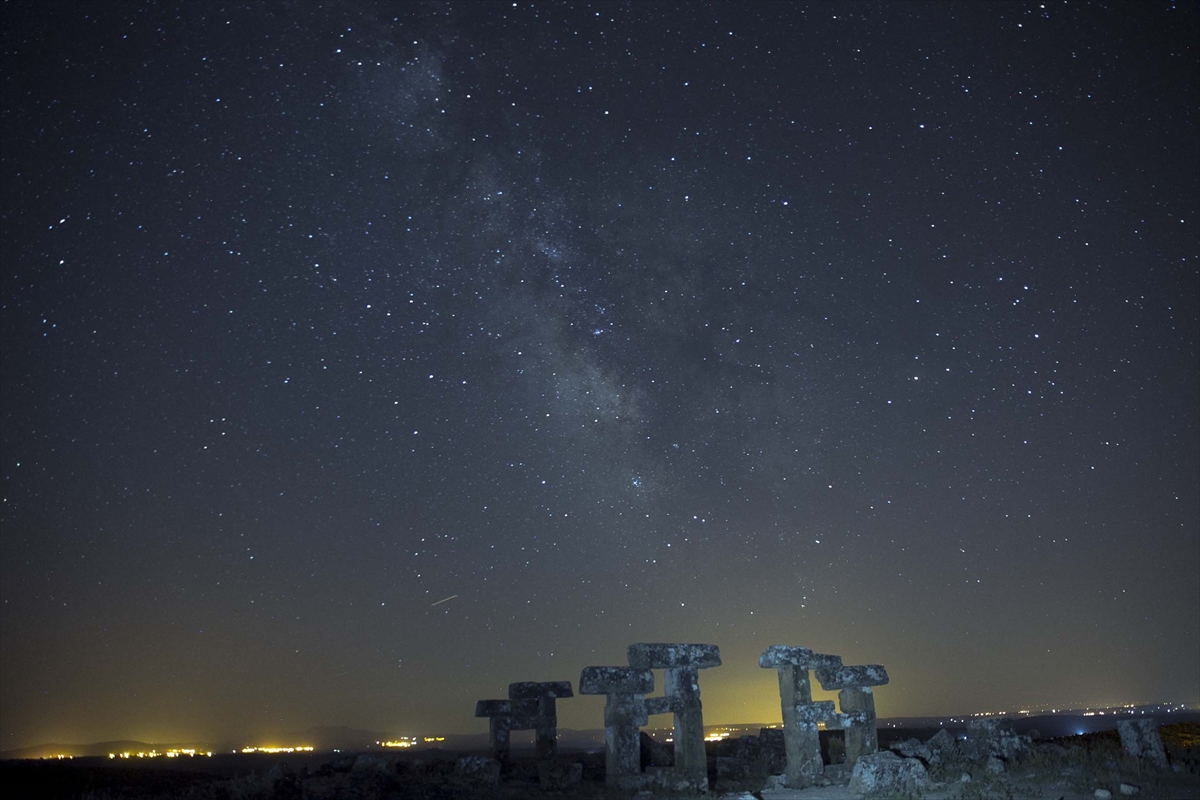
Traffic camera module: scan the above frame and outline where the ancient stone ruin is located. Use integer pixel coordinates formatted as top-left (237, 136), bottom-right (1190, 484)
top-left (578, 665), bottom-right (653, 786)
top-left (814, 662), bottom-right (890, 764)
top-left (758, 644), bottom-right (844, 787)
top-left (628, 642), bottom-right (722, 788)
top-left (578, 642), bottom-right (721, 789)
top-left (757, 645), bottom-right (890, 788)
top-left (473, 680), bottom-right (573, 761)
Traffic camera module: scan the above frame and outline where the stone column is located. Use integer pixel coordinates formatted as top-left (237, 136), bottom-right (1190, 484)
top-left (814, 664), bottom-right (889, 765)
top-left (508, 681), bottom-right (574, 760)
top-left (759, 644), bottom-right (843, 788)
top-left (474, 699), bottom-right (536, 761)
top-left (579, 666), bottom-right (654, 786)
top-left (627, 642), bottom-right (721, 788)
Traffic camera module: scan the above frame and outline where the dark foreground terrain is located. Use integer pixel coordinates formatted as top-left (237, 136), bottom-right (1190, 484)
top-left (2, 723), bottom-right (1198, 799)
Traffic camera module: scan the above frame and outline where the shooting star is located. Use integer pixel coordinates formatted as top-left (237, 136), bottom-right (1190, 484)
top-left (430, 594), bottom-right (458, 607)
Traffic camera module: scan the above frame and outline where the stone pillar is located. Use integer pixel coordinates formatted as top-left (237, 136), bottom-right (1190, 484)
top-left (474, 699), bottom-right (535, 761)
top-left (759, 644), bottom-right (843, 788)
top-left (508, 681), bottom-right (574, 760)
top-left (1116, 719), bottom-right (1168, 770)
top-left (627, 642), bottom-right (721, 788)
top-left (475, 680), bottom-right (573, 762)
top-left (579, 666), bottom-right (654, 786)
top-left (814, 664), bottom-right (889, 766)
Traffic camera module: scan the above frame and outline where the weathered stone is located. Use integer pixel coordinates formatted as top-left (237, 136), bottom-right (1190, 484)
top-left (926, 727), bottom-right (958, 760)
top-left (454, 755), bottom-right (501, 787)
top-left (890, 737), bottom-right (931, 761)
top-left (579, 666), bottom-right (653, 785)
top-left (772, 660), bottom-right (825, 787)
top-left (966, 716), bottom-right (1031, 761)
top-left (847, 751), bottom-right (930, 796)
top-left (1116, 719), bottom-right (1167, 770)
top-left (987, 755), bottom-right (1006, 774)
top-left (1119, 783), bottom-right (1141, 796)
top-left (758, 644), bottom-right (843, 670)
top-left (814, 664), bottom-right (889, 690)
top-left (627, 642), bottom-right (721, 669)
top-left (579, 666), bottom-right (654, 695)
top-left (629, 643), bottom-right (721, 789)
top-left (716, 755), bottom-right (747, 779)
top-left (475, 681), bottom-right (572, 761)
top-left (1095, 790), bottom-right (1113, 800)
top-left (838, 686), bottom-right (880, 763)
top-left (758, 727), bottom-right (786, 774)
top-left (537, 761), bottom-right (582, 790)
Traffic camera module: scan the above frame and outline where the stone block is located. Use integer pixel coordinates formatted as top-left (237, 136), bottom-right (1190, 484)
top-left (509, 680), bottom-right (573, 699)
top-left (795, 700), bottom-right (838, 725)
top-left (579, 666), bottom-right (654, 695)
top-left (644, 695), bottom-right (674, 716)
top-left (454, 755), bottom-right (501, 787)
top-left (814, 663), bottom-right (889, 690)
top-left (1116, 719), bottom-right (1167, 770)
top-left (474, 698), bottom-right (539, 718)
top-left (627, 642), bottom-right (721, 669)
top-left (847, 751), bottom-right (930, 795)
top-left (758, 644), bottom-right (843, 670)
top-left (537, 761), bottom-right (582, 790)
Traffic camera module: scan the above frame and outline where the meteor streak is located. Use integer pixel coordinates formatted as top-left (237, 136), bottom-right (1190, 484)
top-left (430, 594), bottom-right (458, 607)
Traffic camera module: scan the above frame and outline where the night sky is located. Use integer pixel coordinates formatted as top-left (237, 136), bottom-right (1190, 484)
top-left (2, 1), bottom-right (1197, 751)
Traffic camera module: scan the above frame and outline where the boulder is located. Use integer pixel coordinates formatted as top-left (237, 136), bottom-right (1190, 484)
top-left (966, 717), bottom-right (1031, 760)
top-left (1116, 720), bottom-right (1168, 770)
top-left (847, 751), bottom-right (930, 796)
top-left (454, 755), bottom-right (500, 787)
top-left (537, 761), bottom-right (582, 790)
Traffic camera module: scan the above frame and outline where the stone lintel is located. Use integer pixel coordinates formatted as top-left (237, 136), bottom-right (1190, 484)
top-left (758, 644), bottom-right (843, 670)
top-left (644, 695), bottom-right (677, 716)
top-left (509, 681), bottom-right (574, 699)
top-left (794, 700), bottom-right (838, 724)
top-left (627, 642), bottom-right (721, 669)
top-left (475, 698), bottom-right (539, 718)
top-left (814, 664), bottom-right (889, 690)
top-left (579, 666), bottom-right (654, 695)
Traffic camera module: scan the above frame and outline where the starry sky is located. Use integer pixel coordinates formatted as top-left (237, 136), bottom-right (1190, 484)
top-left (2, 1), bottom-right (1197, 751)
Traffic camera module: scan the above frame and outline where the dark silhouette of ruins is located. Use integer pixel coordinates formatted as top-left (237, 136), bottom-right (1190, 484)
top-left (474, 641), bottom-right (891, 790)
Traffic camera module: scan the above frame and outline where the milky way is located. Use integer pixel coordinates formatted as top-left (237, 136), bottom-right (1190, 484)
top-left (2, 2), bottom-right (1196, 748)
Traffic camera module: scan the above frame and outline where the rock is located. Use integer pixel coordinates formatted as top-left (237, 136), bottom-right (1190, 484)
top-left (987, 755), bottom-right (1006, 774)
top-left (966, 717), bottom-right (1031, 760)
top-left (454, 755), bottom-right (500, 787)
top-left (537, 760), bottom-right (582, 790)
top-left (350, 753), bottom-right (393, 773)
top-left (1116, 719), bottom-right (1168, 770)
top-left (1095, 790), bottom-right (1113, 800)
top-left (847, 751), bottom-right (930, 796)
top-left (716, 756), bottom-right (746, 779)
top-left (926, 727), bottom-right (958, 760)
top-left (960, 772), bottom-right (972, 782)
top-left (761, 773), bottom-right (787, 791)
top-left (758, 728), bottom-right (786, 773)
top-left (1119, 783), bottom-right (1141, 796)
top-left (890, 736), bottom-right (934, 763)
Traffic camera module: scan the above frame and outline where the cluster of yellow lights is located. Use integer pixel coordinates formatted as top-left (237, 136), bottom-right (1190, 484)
top-left (703, 732), bottom-right (731, 742)
top-left (376, 736), bottom-right (445, 748)
top-left (240, 746), bottom-right (314, 754)
top-left (46, 755), bottom-right (74, 760)
top-left (108, 749), bottom-right (214, 759)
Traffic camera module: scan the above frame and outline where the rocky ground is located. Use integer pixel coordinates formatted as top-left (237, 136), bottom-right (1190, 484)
top-left (2, 722), bottom-right (1196, 799)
